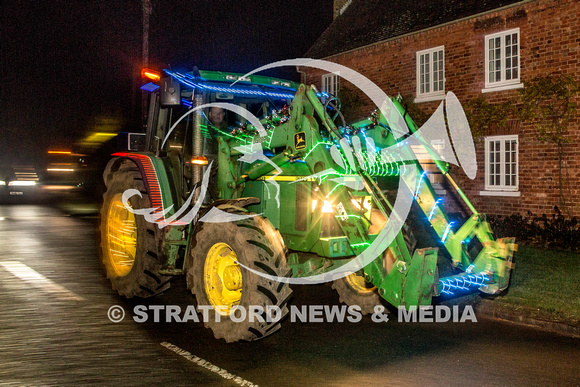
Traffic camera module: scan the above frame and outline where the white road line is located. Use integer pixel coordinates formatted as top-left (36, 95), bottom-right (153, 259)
top-left (0, 261), bottom-right (85, 301)
top-left (160, 342), bottom-right (259, 387)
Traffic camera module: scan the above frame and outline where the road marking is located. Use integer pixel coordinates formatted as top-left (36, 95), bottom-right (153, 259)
top-left (160, 342), bottom-right (258, 387)
top-left (0, 261), bottom-right (85, 301)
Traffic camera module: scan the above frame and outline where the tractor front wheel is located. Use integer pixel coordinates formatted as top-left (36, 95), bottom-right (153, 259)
top-left (332, 224), bottom-right (417, 314)
top-left (331, 271), bottom-right (382, 315)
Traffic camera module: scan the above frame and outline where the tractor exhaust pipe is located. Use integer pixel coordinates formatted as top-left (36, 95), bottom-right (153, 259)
top-left (191, 90), bottom-right (205, 201)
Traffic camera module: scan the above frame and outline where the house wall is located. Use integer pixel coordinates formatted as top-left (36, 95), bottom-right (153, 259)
top-left (303, 0), bottom-right (580, 217)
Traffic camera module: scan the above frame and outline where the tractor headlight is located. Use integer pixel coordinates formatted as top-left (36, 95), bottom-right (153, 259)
top-left (311, 199), bottom-right (334, 213)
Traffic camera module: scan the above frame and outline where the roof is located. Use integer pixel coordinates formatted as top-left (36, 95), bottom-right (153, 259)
top-left (306, 0), bottom-right (527, 58)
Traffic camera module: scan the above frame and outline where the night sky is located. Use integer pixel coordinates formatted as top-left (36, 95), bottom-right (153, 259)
top-left (0, 0), bottom-right (332, 166)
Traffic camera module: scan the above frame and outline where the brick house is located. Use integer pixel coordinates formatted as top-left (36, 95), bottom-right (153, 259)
top-left (301, 0), bottom-right (580, 218)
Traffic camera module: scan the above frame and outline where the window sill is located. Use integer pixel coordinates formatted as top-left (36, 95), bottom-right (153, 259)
top-left (414, 93), bottom-right (445, 103)
top-left (481, 83), bottom-right (523, 93)
top-left (479, 190), bottom-right (520, 197)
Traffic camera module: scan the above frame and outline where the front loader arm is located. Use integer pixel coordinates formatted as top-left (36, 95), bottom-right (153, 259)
top-left (221, 84), bottom-right (514, 308)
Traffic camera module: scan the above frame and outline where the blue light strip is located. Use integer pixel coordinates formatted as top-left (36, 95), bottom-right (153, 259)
top-left (413, 171), bottom-right (428, 199)
top-left (441, 221), bottom-right (455, 242)
top-left (166, 70), bottom-right (296, 100)
top-left (439, 273), bottom-right (489, 296)
top-left (428, 198), bottom-right (443, 221)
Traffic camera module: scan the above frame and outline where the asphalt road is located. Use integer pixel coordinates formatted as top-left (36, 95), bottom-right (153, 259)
top-left (0, 204), bottom-right (578, 386)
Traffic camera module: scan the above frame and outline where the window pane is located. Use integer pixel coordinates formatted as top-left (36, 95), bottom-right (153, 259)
top-left (437, 50), bottom-right (444, 91)
top-left (504, 32), bottom-right (519, 81)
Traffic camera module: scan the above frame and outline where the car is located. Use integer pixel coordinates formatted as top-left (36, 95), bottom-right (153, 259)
top-left (0, 165), bottom-right (41, 203)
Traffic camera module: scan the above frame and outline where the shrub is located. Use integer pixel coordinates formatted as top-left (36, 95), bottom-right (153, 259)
top-left (488, 207), bottom-right (579, 251)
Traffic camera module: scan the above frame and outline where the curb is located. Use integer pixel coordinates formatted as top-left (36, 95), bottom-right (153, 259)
top-left (475, 301), bottom-right (579, 338)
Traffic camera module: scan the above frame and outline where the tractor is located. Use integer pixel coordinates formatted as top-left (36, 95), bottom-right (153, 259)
top-left (100, 66), bottom-right (516, 342)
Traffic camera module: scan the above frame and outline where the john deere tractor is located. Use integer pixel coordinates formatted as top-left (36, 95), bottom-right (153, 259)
top-left (100, 66), bottom-right (516, 342)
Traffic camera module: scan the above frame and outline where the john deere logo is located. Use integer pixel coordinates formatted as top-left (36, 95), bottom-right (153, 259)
top-left (294, 132), bottom-right (306, 150)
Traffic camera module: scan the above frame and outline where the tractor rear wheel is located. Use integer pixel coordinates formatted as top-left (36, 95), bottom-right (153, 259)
top-left (100, 162), bottom-right (170, 298)
top-left (187, 212), bottom-right (292, 342)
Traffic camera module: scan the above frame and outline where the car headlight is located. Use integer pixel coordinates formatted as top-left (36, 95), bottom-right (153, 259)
top-left (8, 181), bottom-right (36, 186)
top-left (0, 180), bottom-right (5, 186)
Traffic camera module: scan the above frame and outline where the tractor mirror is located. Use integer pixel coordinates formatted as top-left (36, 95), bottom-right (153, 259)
top-left (160, 77), bottom-right (181, 107)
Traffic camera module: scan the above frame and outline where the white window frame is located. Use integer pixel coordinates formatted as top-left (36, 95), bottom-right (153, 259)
top-left (482, 28), bottom-right (523, 93)
top-left (481, 135), bottom-right (520, 196)
top-left (322, 73), bottom-right (340, 96)
top-left (415, 46), bottom-right (445, 103)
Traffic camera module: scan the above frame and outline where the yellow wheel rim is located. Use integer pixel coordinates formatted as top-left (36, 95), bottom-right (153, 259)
top-left (345, 272), bottom-right (376, 294)
top-left (204, 243), bottom-right (242, 316)
top-left (106, 193), bottom-right (137, 277)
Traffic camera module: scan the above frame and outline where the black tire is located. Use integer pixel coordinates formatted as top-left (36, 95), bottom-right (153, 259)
top-left (331, 271), bottom-right (382, 315)
top-left (332, 224), bottom-right (416, 314)
top-left (187, 212), bottom-right (292, 342)
top-left (100, 161), bottom-right (171, 298)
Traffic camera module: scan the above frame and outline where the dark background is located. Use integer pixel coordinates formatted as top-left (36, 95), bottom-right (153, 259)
top-left (0, 0), bottom-right (332, 166)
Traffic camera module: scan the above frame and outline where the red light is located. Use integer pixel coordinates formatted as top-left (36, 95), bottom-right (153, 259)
top-left (141, 68), bottom-right (161, 82)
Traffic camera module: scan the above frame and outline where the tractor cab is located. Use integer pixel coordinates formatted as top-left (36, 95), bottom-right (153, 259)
top-left (140, 68), bottom-right (297, 204)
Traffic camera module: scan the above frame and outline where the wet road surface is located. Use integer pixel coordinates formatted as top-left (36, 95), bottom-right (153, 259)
top-left (0, 205), bottom-right (578, 386)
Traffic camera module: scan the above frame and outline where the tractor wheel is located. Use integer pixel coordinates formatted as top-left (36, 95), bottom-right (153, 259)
top-left (331, 271), bottom-right (382, 315)
top-left (187, 213), bottom-right (292, 342)
top-left (332, 224), bottom-right (417, 315)
top-left (100, 162), bottom-right (170, 298)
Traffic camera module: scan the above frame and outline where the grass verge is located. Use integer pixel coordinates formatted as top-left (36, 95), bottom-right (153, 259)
top-left (484, 245), bottom-right (579, 327)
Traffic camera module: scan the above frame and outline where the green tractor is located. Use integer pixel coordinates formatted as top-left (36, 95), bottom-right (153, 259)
top-left (100, 66), bottom-right (516, 342)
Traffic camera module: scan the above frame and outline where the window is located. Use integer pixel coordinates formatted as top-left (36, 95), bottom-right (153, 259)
top-left (322, 73), bottom-right (339, 96)
top-left (482, 135), bottom-right (519, 194)
top-left (483, 28), bottom-right (522, 92)
top-left (416, 46), bottom-right (445, 102)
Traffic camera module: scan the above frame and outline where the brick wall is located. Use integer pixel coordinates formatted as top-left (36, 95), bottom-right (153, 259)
top-left (303, 0), bottom-right (580, 217)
